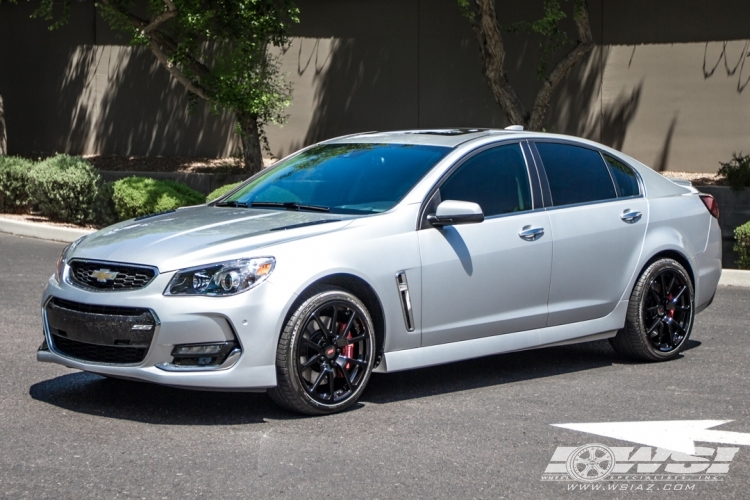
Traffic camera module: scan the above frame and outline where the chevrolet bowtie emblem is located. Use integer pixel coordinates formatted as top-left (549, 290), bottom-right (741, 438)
top-left (90, 269), bottom-right (119, 282)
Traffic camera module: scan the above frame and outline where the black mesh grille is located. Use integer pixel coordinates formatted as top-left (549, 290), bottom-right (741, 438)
top-left (51, 297), bottom-right (149, 317)
top-left (52, 334), bottom-right (148, 363)
top-left (68, 260), bottom-right (157, 291)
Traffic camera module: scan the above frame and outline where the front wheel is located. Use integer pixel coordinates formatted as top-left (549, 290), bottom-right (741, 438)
top-left (610, 258), bottom-right (695, 361)
top-left (268, 286), bottom-right (376, 415)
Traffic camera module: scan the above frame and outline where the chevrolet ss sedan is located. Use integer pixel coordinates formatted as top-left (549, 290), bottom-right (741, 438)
top-left (38, 128), bottom-right (722, 415)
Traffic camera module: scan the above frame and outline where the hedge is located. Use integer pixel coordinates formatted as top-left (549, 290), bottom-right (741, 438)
top-left (719, 152), bottom-right (750, 191)
top-left (0, 156), bottom-right (35, 213)
top-left (206, 181), bottom-right (243, 202)
top-left (112, 176), bottom-right (205, 220)
top-left (735, 221), bottom-right (750, 270)
top-left (26, 154), bottom-right (103, 224)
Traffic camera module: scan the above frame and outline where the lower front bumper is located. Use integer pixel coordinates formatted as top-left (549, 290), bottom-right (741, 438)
top-left (37, 347), bottom-right (275, 391)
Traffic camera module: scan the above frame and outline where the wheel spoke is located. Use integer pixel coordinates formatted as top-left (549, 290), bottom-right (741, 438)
top-left (347, 334), bottom-right (367, 344)
top-left (341, 311), bottom-right (357, 337)
top-left (301, 337), bottom-right (323, 353)
top-left (347, 358), bottom-right (368, 368)
top-left (671, 285), bottom-right (687, 302)
top-left (646, 317), bottom-right (661, 335)
top-left (660, 273), bottom-right (667, 298)
top-left (301, 354), bottom-right (321, 369)
top-left (312, 313), bottom-right (328, 337)
top-left (310, 370), bottom-right (326, 392)
top-left (330, 306), bottom-right (339, 336)
top-left (340, 365), bottom-right (354, 391)
top-left (665, 274), bottom-right (676, 295)
top-left (327, 370), bottom-right (335, 400)
top-left (648, 284), bottom-right (661, 303)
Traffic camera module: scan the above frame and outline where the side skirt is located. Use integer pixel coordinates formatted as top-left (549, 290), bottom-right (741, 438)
top-left (375, 300), bottom-right (627, 373)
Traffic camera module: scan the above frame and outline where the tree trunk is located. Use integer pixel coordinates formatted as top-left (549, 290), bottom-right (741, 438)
top-left (237, 112), bottom-right (263, 175)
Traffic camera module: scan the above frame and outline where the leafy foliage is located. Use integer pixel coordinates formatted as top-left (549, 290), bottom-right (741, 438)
top-left (735, 220), bottom-right (750, 270)
top-left (206, 181), bottom-right (243, 202)
top-left (718, 152), bottom-right (750, 191)
top-left (112, 176), bottom-right (205, 220)
top-left (0, 156), bottom-right (35, 213)
top-left (26, 154), bottom-right (103, 224)
top-left (22, 0), bottom-right (299, 172)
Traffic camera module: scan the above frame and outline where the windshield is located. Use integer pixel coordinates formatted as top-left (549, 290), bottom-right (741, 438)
top-left (222, 143), bottom-right (450, 214)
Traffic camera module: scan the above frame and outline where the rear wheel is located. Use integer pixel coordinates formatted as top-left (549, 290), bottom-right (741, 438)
top-left (610, 258), bottom-right (694, 361)
top-left (268, 286), bottom-right (376, 415)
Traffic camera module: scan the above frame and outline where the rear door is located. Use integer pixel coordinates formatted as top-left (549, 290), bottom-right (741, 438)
top-left (530, 141), bottom-right (648, 326)
top-left (418, 142), bottom-right (552, 346)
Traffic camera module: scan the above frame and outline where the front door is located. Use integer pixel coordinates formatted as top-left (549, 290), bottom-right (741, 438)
top-left (419, 143), bottom-right (553, 347)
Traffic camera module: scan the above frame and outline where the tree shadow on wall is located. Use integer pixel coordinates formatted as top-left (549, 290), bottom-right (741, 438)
top-left (56, 44), bottom-right (238, 157)
top-left (547, 47), bottom-right (642, 151)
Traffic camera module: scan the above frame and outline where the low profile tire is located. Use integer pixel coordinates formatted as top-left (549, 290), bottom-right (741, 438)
top-left (610, 258), bottom-right (695, 361)
top-left (268, 286), bottom-right (376, 415)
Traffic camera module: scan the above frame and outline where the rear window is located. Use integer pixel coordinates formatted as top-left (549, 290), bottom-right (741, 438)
top-left (603, 154), bottom-right (640, 197)
top-left (536, 143), bottom-right (616, 206)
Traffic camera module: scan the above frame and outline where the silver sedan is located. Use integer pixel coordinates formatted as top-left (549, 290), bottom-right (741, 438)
top-left (38, 129), bottom-right (722, 414)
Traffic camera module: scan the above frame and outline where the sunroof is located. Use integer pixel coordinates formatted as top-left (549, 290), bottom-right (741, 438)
top-left (402, 129), bottom-right (488, 136)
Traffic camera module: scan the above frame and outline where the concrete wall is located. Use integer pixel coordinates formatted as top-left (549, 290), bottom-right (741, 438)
top-left (2, 0), bottom-right (750, 173)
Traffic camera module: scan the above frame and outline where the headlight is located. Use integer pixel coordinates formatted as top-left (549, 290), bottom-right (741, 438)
top-left (53, 235), bottom-right (87, 283)
top-left (165, 257), bottom-right (275, 296)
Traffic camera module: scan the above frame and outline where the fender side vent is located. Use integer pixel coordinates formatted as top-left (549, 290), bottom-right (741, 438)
top-left (395, 271), bottom-right (415, 332)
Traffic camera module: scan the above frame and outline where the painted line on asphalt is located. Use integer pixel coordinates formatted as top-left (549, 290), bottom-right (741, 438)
top-left (1, 216), bottom-right (749, 287)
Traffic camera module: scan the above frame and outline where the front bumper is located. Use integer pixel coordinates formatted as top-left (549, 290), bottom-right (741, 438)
top-left (38, 269), bottom-right (297, 390)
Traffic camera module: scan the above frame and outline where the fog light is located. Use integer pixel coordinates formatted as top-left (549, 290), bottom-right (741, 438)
top-left (170, 341), bottom-right (238, 367)
top-left (173, 344), bottom-right (224, 355)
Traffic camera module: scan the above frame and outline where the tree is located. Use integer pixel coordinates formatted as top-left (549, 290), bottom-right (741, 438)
top-left (21, 0), bottom-right (299, 174)
top-left (458, 0), bottom-right (594, 131)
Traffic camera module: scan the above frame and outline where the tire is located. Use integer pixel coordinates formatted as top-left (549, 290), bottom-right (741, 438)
top-left (610, 258), bottom-right (695, 361)
top-left (268, 286), bottom-right (376, 415)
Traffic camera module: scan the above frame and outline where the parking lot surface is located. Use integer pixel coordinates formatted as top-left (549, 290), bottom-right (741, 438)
top-left (1, 232), bottom-right (749, 499)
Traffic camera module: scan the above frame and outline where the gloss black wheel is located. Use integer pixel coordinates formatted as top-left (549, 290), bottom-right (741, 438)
top-left (610, 258), bottom-right (694, 361)
top-left (268, 286), bottom-right (376, 415)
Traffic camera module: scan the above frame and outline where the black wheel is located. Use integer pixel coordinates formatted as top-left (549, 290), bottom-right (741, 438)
top-left (268, 286), bottom-right (376, 415)
top-left (610, 258), bottom-right (694, 361)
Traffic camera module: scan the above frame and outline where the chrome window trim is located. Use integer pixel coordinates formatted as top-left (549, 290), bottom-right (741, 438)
top-left (65, 258), bottom-right (160, 293)
top-left (42, 296), bottom-right (162, 367)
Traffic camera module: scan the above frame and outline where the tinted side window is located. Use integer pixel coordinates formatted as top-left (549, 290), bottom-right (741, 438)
top-left (536, 143), bottom-right (616, 206)
top-left (603, 154), bottom-right (640, 197)
top-left (439, 144), bottom-right (532, 217)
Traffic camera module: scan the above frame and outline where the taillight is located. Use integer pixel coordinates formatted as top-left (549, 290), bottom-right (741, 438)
top-left (700, 194), bottom-right (719, 219)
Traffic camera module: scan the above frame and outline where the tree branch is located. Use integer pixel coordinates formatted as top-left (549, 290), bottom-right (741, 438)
top-left (528, 0), bottom-right (594, 130)
top-left (148, 40), bottom-right (212, 100)
top-left (467, 0), bottom-right (528, 126)
top-left (143, 0), bottom-right (176, 34)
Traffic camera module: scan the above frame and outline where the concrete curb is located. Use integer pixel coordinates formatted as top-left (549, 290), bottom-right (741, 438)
top-left (718, 269), bottom-right (750, 288)
top-left (0, 217), bottom-right (94, 243)
top-left (1, 215), bottom-right (749, 288)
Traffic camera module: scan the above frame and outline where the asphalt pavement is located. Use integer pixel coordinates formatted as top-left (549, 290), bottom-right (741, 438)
top-left (1, 232), bottom-right (749, 499)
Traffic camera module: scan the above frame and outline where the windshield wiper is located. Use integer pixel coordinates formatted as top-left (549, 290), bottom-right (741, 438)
top-left (214, 201), bottom-right (249, 208)
top-left (250, 201), bottom-right (330, 212)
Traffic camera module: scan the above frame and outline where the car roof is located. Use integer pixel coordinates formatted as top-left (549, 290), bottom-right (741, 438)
top-left (324, 129), bottom-right (518, 148)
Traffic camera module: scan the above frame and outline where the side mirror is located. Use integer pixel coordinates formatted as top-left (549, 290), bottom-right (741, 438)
top-left (426, 200), bottom-right (485, 227)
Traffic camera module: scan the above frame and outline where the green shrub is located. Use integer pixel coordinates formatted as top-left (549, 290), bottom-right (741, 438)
top-left (27, 154), bottom-right (102, 224)
top-left (206, 181), bottom-right (242, 202)
top-left (92, 181), bottom-right (117, 227)
top-left (735, 221), bottom-right (750, 270)
top-left (112, 176), bottom-right (205, 220)
top-left (0, 156), bottom-right (35, 213)
top-left (718, 152), bottom-right (750, 191)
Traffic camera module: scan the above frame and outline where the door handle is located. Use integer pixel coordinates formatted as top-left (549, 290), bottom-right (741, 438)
top-left (621, 210), bottom-right (642, 223)
top-left (518, 226), bottom-right (544, 241)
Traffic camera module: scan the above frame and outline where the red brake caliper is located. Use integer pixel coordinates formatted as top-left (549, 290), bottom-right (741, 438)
top-left (337, 321), bottom-right (354, 376)
top-left (667, 294), bottom-right (675, 318)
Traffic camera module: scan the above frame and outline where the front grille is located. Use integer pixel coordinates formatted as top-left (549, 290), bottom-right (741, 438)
top-left (52, 334), bottom-right (148, 363)
top-left (68, 260), bottom-right (157, 291)
top-left (45, 297), bottom-right (156, 364)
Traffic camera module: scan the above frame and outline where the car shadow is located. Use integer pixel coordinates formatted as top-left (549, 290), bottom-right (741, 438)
top-left (30, 339), bottom-right (700, 422)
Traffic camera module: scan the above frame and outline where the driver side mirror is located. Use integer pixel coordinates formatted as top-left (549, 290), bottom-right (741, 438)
top-left (427, 200), bottom-right (485, 227)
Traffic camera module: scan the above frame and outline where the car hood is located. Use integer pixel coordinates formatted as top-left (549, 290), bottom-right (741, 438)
top-left (70, 206), bottom-right (357, 272)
